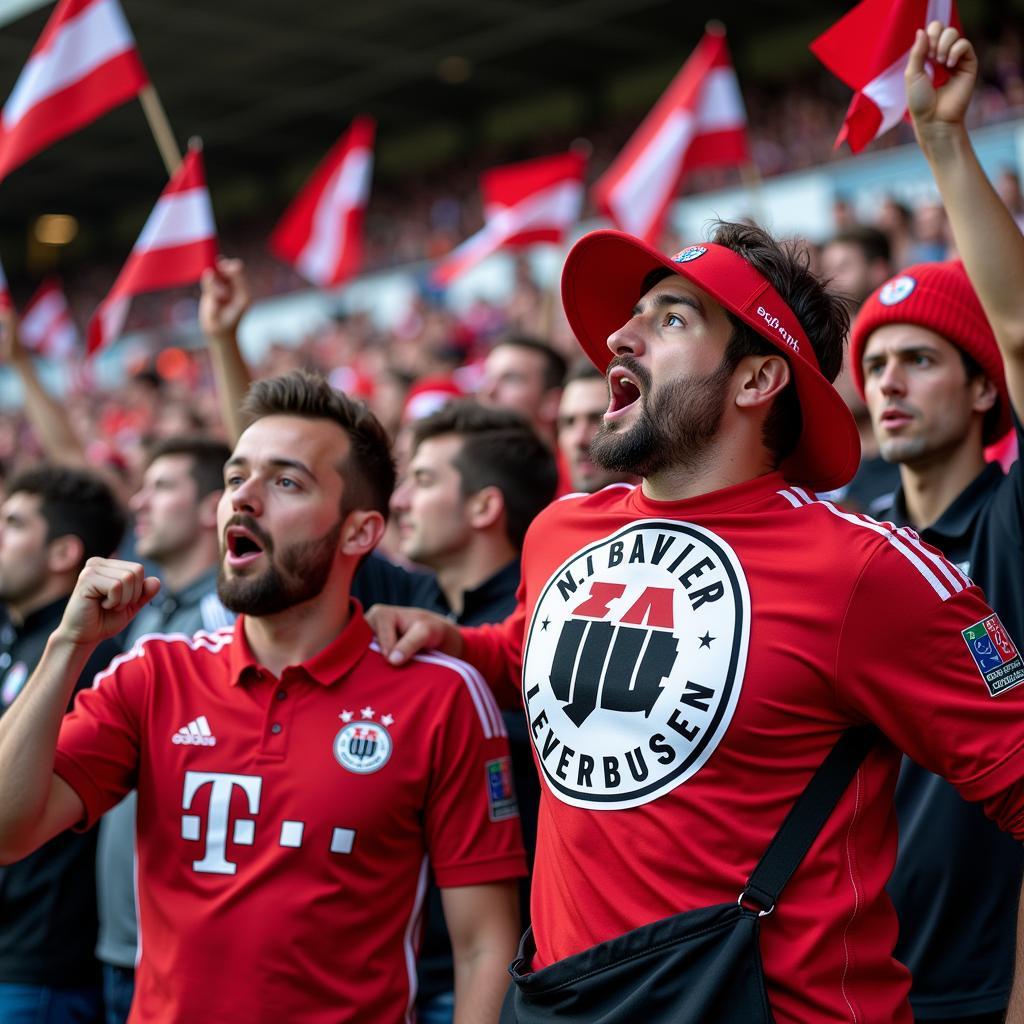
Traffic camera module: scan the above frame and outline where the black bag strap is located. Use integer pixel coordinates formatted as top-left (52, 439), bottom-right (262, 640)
top-left (739, 725), bottom-right (880, 915)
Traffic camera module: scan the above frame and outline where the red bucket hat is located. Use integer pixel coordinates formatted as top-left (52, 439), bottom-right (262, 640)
top-left (849, 260), bottom-right (1011, 442)
top-left (561, 230), bottom-right (861, 491)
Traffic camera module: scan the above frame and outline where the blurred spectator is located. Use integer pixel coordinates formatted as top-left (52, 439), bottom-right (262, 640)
top-left (0, 466), bottom-right (125, 1024)
top-left (995, 167), bottom-right (1024, 232)
top-left (556, 360), bottom-right (635, 493)
top-left (478, 336), bottom-right (566, 449)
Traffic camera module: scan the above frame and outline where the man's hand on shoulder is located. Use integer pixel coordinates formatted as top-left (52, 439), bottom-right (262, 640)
top-left (366, 604), bottom-right (464, 665)
top-left (54, 558), bottom-right (161, 649)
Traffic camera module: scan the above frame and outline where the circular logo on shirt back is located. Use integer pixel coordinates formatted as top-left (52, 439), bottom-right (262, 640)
top-left (522, 521), bottom-right (750, 810)
top-left (333, 721), bottom-right (393, 774)
top-left (878, 275), bottom-right (917, 306)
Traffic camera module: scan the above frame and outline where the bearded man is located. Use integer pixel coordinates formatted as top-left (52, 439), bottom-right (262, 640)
top-left (0, 371), bottom-right (525, 1024)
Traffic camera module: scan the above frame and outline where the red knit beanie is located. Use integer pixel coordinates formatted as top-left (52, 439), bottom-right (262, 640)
top-left (849, 260), bottom-right (1010, 441)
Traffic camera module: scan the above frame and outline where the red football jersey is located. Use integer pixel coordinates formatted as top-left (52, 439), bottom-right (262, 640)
top-left (460, 473), bottom-right (1024, 1024)
top-left (54, 607), bottom-right (525, 1023)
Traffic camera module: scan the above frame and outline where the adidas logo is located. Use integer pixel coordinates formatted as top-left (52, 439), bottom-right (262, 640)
top-left (172, 715), bottom-right (217, 746)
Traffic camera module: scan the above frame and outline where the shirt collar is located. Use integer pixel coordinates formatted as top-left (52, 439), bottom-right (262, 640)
top-left (461, 559), bottom-right (520, 616)
top-left (15, 595), bottom-right (70, 638)
top-left (227, 599), bottom-right (373, 688)
top-left (890, 461), bottom-right (1003, 539)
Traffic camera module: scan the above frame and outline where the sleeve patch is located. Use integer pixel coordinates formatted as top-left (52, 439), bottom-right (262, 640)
top-left (962, 614), bottom-right (1024, 696)
top-left (486, 756), bottom-right (519, 821)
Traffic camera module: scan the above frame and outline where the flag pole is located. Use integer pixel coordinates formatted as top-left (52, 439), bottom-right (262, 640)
top-left (138, 84), bottom-right (182, 176)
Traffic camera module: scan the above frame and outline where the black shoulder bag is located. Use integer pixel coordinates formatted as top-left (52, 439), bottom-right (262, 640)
top-left (501, 725), bottom-right (879, 1023)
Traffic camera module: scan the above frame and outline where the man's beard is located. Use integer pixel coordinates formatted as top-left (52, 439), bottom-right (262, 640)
top-left (590, 355), bottom-right (734, 479)
top-left (217, 516), bottom-right (344, 617)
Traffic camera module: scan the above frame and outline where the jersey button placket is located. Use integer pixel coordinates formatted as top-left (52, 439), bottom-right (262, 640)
top-left (261, 674), bottom-right (295, 758)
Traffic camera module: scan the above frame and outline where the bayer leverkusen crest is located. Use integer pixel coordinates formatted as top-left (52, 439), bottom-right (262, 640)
top-left (523, 521), bottom-right (750, 810)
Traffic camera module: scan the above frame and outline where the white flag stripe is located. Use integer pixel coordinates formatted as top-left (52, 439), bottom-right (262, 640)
top-left (4, 0), bottom-right (136, 129)
top-left (860, 0), bottom-right (952, 138)
top-left (49, 320), bottom-right (78, 358)
top-left (295, 147), bottom-right (372, 285)
top-left (134, 188), bottom-right (216, 252)
top-left (98, 295), bottom-right (129, 346)
top-left (695, 67), bottom-right (746, 131)
top-left (439, 179), bottom-right (583, 280)
top-left (608, 109), bottom-right (695, 238)
top-left (439, 220), bottom-right (508, 274)
top-left (861, 54), bottom-right (910, 135)
top-left (21, 291), bottom-right (66, 338)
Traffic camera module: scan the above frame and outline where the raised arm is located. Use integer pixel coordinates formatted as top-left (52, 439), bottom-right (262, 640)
top-left (0, 310), bottom-right (134, 505)
top-left (0, 558), bottom-right (159, 863)
top-left (0, 309), bottom-right (90, 464)
top-left (200, 257), bottom-right (253, 444)
top-left (907, 23), bottom-right (1024, 414)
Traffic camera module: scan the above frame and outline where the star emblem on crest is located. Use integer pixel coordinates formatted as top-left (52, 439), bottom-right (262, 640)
top-left (360, 706), bottom-right (375, 720)
top-left (339, 710), bottom-right (354, 722)
top-left (381, 714), bottom-right (394, 726)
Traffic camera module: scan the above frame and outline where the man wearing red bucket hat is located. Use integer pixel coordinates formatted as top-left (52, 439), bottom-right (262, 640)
top-left (370, 25), bottom-right (1024, 1024)
top-left (847, 27), bottom-right (1024, 1024)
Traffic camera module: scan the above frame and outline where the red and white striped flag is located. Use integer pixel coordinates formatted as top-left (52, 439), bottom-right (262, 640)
top-left (21, 278), bottom-right (79, 359)
top-left (0, 0), bottom-right (149, 182)
top-left (592, 28), bottom-right (748, 245)
top-left (810, 0), bottom-right (960, 154)
top-left (269, 116), bottom-right (375, 288)
top-left (433, 151), bottom-right (587, 286)
top-left (88, 147), bottom-right (217, 354)
top-left (0, 257), bottom-right (12, 312)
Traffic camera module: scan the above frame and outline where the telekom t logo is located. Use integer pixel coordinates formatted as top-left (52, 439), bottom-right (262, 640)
top-left (180, 770), bottom-right (358, 874)
top-left (182, 771), bottom-right (262, 875)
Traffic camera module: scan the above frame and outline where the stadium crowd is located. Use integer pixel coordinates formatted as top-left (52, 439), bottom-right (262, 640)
top-left (1, 14), bottom-right (1024, 1024)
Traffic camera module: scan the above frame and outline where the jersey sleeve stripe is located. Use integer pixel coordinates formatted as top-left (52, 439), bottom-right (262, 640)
top-left (817, 501), bottom-right (955, 600)
top-left (91, 629), bottom-right (234, 688)
top-left (776, 488), bottom-right (804, 508)
top-left (893, 526), bottom-right (969, 593)
top-left (778, 489), bottom-right (959, 602)
top-left (405, 648), bottom-right (506, 739)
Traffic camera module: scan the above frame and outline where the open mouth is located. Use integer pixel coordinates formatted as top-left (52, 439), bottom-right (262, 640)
top-left (225, 525), bottom-right (267, 567)
top-left (606, 365), bottom-right (643, 419)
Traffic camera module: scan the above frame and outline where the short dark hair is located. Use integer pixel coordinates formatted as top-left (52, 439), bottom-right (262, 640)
top-left (825, 225), bottom-right (891, 266)
top-left (410, 400), bottom-right (558, 550)
top-left (240, 371), bottom-right (395, 518)
top-left (144, 436), bottom-right (232, 500)
top-left (494, 335), bottom-right (567, 392)
top-left (7, 465), bottom-right (126, 569)
top-left (713, 221), bottom-right (850, 466)
top-left (564, 358), bottom-right (606, 386)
